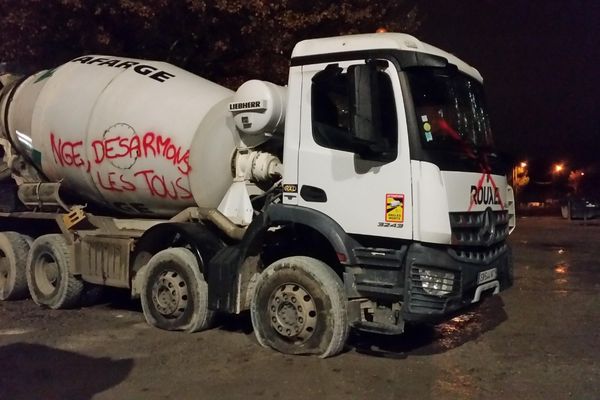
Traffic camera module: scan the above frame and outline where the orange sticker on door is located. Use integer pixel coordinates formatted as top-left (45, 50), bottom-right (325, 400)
top-left (385, 194), bottom-right (404, 223)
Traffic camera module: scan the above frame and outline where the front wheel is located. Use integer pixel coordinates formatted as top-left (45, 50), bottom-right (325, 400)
top-left (140, 247), bottom-right (214, 333)
top-left (251, 256), bottom-right (349, 358)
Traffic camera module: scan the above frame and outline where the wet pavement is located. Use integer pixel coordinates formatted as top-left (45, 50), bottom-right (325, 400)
top-left (0, 216), bottom-right (599, 399)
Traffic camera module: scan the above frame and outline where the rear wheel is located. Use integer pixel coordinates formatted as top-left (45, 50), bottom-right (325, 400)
top-left (0, 232), bottom-right (31, 300)
top-left (140, 248), bottom-right (214, 333)
top-left (26, 234), bottom-right (83, 309)
top-left (251, 256), bottom-right (349, 358)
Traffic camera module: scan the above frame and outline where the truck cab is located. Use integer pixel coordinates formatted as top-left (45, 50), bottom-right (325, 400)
top-left (276, 33), bottom-right (515, 331)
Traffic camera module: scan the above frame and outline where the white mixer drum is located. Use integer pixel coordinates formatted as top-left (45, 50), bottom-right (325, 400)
top-left (5, 55), bottom-right (237, 216)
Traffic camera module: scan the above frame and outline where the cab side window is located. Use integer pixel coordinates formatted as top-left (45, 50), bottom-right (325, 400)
top-left (311, 62), bottom-right (398, 160)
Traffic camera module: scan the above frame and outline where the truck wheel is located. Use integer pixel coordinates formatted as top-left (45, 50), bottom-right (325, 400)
top-left (140, 248), bottom-right (214, 333)
top-left (0, 232), bottom-right (31, 300)
top-left (26, 234), bottom-right (83, 309)
top-left (251, 256), bottom-right (349, 358)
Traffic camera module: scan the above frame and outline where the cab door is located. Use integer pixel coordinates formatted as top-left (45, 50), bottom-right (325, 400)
top-left (296, 59), bottom-right (413, 240)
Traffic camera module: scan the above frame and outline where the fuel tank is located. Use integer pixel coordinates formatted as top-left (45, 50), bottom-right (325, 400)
top-left (0, 55), bottom-right (237, 216)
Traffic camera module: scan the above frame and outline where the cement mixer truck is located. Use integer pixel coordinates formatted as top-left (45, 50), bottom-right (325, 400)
top-left (0, 33), bottom-right (515, 357)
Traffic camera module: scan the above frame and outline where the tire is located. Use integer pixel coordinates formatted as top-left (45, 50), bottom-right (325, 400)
top-left (251, 256), bottom-right (349, 358)
top-left (140, 247), bottom-right (214, 333)
top-left (0, 232), bottom-right (31, 300)
top-left (26, 234), bottom-right (83, 309)
top-left (22, 234), bottom-right (34, 248)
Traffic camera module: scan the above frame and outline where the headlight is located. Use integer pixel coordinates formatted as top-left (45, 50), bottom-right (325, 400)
top-left (418, 268), bottom-right (454, 297)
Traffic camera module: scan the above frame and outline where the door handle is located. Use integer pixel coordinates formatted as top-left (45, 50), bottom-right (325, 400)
top-left (300, 185), bottom-right (328, 203)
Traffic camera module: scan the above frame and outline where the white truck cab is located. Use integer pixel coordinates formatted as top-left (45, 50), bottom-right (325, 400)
top-left (274, 33), bottom-right (515, 331)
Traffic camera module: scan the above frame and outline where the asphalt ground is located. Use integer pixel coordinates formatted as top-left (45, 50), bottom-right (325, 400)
top-left (0, 216), bottom-right (599, 399)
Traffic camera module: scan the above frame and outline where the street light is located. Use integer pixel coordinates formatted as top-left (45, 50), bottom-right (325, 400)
top-left (512, 161), bottom-right (529, 196)
top-left (553, 163), bottom-right (564, 174)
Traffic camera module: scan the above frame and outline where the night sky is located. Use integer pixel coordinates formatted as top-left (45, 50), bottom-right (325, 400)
top-left (416, 0), bottom-right (599, 173)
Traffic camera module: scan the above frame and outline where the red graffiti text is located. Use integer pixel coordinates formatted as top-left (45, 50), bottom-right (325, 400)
top-left (95, 171), bottom-right (137, 192)
top-left (91, 131), bottom-right (191, 175)
top-left (50, 132), bottom-right (85, 168)
top-left (134, 169), bottom-right (192, 200)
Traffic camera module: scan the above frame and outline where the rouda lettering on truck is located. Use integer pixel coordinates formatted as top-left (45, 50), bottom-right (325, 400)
top-left (0, 33), bottom-right (515, 358)
top-left (468, 172), bottom-right (505, 211)
top-left (470, 185), bottom-right (502, 206)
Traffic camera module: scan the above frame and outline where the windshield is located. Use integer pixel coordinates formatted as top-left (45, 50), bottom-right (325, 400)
top-left (406, 67), bottom-right (494, 157)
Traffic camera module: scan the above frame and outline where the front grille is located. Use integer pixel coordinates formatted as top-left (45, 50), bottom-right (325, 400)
top-left (448, 242), bottom-right (508, 264)
top-left (448, 210), bottom-right (509, 264)
top-left (449, 210), bottom-right (510, 246)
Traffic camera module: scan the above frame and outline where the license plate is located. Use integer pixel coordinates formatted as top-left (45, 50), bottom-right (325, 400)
top-left (478, 268), bottom-right (497, 284)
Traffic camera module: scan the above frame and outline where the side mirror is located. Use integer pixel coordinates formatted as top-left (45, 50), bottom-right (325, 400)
top-left (348, 63), bottom-right (380, 148)
top-left (348, 61), bottom-right (396, 161)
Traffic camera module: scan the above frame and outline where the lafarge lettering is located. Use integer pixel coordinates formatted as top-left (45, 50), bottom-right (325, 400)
top-left (71, 56), bottom-right (175, 83)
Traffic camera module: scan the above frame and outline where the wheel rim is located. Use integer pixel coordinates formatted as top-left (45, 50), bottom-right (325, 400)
top-left (34, 252), bottom-right (59, 295)
top-left (151, 270), bottom-right (189, 318)
top-left (268, 283), bottom-right (317, 342)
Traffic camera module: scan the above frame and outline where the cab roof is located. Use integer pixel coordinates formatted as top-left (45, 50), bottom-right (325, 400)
top-left (292, 33), bottom-right (482, 82)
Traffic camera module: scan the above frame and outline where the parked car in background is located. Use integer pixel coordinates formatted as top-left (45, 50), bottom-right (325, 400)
top-left (560, 197), bottom-right (600, 220)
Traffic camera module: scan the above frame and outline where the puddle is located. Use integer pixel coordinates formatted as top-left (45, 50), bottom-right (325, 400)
top-left (0, 328), bottom-right (33, 336)
top-left (540, 244), bottom-right (569, 253)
